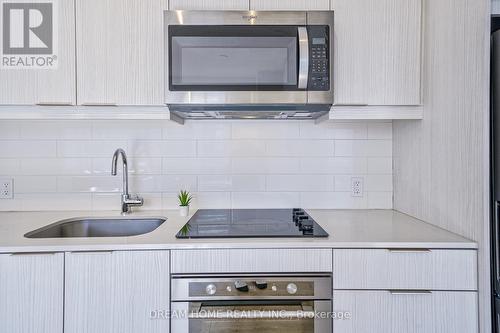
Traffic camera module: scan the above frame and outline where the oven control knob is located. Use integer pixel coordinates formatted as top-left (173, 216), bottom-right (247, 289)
top-left (255, 280), bottom-right (268, 289)
top-left (286, 283), bottom-right (298, 295)
top-left (206, 284), bottom-right (217, 295)
top-left (235, 280), bottom-right (249, 292)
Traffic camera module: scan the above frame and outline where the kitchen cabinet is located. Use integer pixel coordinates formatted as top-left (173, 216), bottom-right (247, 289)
top-left (0, 0), bottom-right (75, 105)
top-left (64, 250), bottom-right (170, 333)
top-left (331, 0), bottom-right (422, 105)
top-left (250, 0), bottom-right (330, 11)
top-left (169, 0), bottom-right (249, 10)
top-left (333, 290), bottom-right (478, 333)
top-left (171, 248), bottom-right (332, 273)
top-left (0, 253), bottom-right (64, 333)
top-left (76, 0), bottom-right (167, 105)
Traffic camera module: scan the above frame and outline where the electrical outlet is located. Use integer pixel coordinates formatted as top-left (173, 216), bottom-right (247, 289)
top-left (351, 177), bottom-right (363, 197)
top-left (0, 178), bottom-right (13, 199)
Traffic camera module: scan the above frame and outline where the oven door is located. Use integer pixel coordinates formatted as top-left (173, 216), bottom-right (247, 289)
top-left (171, 300), bottom-right (332, 333)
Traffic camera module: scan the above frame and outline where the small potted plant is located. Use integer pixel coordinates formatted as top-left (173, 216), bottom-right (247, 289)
top-left (178, 190), bottom-right (193, 217)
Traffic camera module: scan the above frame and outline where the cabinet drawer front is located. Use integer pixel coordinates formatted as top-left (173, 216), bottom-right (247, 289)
top-left (333, 290), bottom-right (478, 333)
top-left (333, 249), bottom-right (477, 290)
top-left (171, 248), bottom-right (332, 273)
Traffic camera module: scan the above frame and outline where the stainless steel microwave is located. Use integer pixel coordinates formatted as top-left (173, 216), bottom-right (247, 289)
top-left (164, 11), bottom-right (334, 120)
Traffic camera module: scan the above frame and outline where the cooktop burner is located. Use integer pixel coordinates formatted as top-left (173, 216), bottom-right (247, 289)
top-left (175, 208), bottom-right (329, 239)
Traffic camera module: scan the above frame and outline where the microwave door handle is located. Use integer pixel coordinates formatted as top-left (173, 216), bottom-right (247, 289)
top-left (298, 27), bottom-right (309, 89)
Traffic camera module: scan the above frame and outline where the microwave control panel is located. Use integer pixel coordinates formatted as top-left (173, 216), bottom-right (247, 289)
top-left (308, 26), bottom-right (330, 91)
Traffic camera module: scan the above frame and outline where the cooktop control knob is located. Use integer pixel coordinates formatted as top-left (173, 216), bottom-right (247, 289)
top-left (235, 280), bottom-right (249, 292)
top-left (286, 283), bottom-right (298, 295)
top-left (206, 284), bottom-right (217, 295)
top-left (255, 280), bottom-right (268, 289)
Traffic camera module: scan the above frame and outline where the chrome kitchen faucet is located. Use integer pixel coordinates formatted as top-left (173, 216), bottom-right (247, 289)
top-left (111, 148), bottom-right (143, 214)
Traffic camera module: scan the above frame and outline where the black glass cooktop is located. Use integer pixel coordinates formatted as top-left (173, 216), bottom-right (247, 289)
top-left (176, 209), bottom-right (329, 239)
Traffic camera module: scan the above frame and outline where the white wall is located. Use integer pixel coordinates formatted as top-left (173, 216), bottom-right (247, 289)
top-left (393, 0), bottom-right (490, 331)
top-left (0, 119), bottom-right (393, 211)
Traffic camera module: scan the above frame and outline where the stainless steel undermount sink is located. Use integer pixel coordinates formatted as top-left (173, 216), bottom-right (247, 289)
top-left (24, 217), bottom-right (166, 238)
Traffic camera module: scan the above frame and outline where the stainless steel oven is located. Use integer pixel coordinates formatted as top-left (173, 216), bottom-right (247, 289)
top-left (164, 11), bottom-right (334, 120)
top-left (171, 274), bottom-right (332, 333)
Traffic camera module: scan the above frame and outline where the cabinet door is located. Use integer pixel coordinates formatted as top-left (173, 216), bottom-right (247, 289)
top-left (76, 0), bottom-right (167, 105)
top-left (64, 251), bottom-right (170, 333)
top-left (0, 0), bottom-right (75, 105)
top-left (333, 290), bottom-right (478, 333)
top-left (0, 253), bottom-right (64, 333)
top-left (250, 0), bottom-right (329, 10)
top-left (169, 0), bottom-right (249, 10)
top-left (332, 0), bottom-right (421, 105)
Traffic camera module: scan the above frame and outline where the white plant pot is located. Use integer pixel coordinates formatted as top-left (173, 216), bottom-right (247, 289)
top-left (179, 205), bottom-right (189, 217)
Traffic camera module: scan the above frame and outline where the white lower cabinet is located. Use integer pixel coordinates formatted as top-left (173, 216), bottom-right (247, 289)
top-left (333, 290), bottom-right (478, 333)
top-left (0, 253), bottom-right (64, 333)
top-left (64, 250), bottom-right (170, 333)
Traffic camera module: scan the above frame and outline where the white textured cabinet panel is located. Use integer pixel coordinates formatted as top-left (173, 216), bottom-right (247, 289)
top-left (169, 0), bottom-right (249, 10)
top-left (171, 248), bottom-right (332, 273)
top-left (332, 0), bottom-right (421, 105)
top-left (76, 0), bottom-right (167, 105)
top-left (250, 0), bottom-right (329, 10)
top-left (0, 253), bottom-right (64, 333)
top-left (333, 249), bottom-right (477, 290)
top-left (333, 290), bottom-right (478, 333)
top-left (0, 0), bottom-right (75, 105)
top-left (64, 251), bottom-right (170, 333)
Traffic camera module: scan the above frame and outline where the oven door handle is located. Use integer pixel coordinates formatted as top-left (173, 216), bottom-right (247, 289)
top-left (298, 27), bottom-right (309, 89)
top-left (188, 309), bottom-right (315, 320)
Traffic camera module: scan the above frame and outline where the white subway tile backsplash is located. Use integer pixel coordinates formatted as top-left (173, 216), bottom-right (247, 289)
top-left (57, 141), bottom-right (127, 157)
top-left (367, 122), bottom-right (393, 139)
top-left (267, 175), bottom-right (334, 192)
top-left (92, 157), bottom-right (162, 175)
top-left (367, 157), bottom-right (393, 174)
top-left (163, 158), bottom-right (231, 175)
top-left (232, 122), bottom-right (299, 139)
top-left (299, 157), bottom-right (367, 174)
top-left (0, 119), bottom-right (393, 211)
top-left (20, 121), bottom-right (92, 140)
top-left (335, 140), bottom-right (392, 157)
top-left (92, 120), bottom-right (162, 140)
top-left (232, 192), bottom-right (300, 208)
top-left (129, 140), bottom-right (196, 157)
top-left (198, 140), bottom-right (266, 157)
top-left (20, 158), bottom-right (92, 175)
top-left (266, 140), bottom-right (334, 157)
top-left (231, 157), bottom-right (300, 174)
top-left (198, 175), bottom-right (266, 192)
top-left (0, 141), bottom-right (57, 158)
top-left (0, 159), bottom-right (21, 175)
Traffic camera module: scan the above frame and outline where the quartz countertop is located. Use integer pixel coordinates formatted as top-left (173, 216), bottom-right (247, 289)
top-left (0, 209), bottom-right (477, 253)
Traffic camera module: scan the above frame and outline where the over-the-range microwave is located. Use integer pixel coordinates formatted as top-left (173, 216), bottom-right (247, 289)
top-left (164, 11), bottom-right (334, 120)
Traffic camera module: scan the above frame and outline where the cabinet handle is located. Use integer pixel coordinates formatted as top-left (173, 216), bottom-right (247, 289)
top-left (388, 248), bottom-right (431, 253)
top-left (69, 250), bottom-right (114, 254)
top-left (389, 290), bottom-right (432, 295)
top-left (81, 103), bottom-right (117, 106)
top-left (36, 102), bottom-right (73, 106)
top-left (10, 252), bottom-right (57, 256)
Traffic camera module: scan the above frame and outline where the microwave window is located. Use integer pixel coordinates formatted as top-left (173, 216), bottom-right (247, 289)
top-left (170, 36), bottom-right (297, 86)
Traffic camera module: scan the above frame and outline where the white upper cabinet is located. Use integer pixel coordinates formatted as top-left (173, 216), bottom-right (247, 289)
top-left (169, 0), bottom-right (249, 10)
top-left (64, 251), bottom-right (170, 333)
top-left (332, 0), bottom-right (422, 105)
top-left (0, 0), bottom-right (75, 105)
top-left (0, 253), bottom-right (64, 333)
top-left (250, 0), bottom-right (330, 10)
top-left (76, 0), bottom-right (167, 105)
